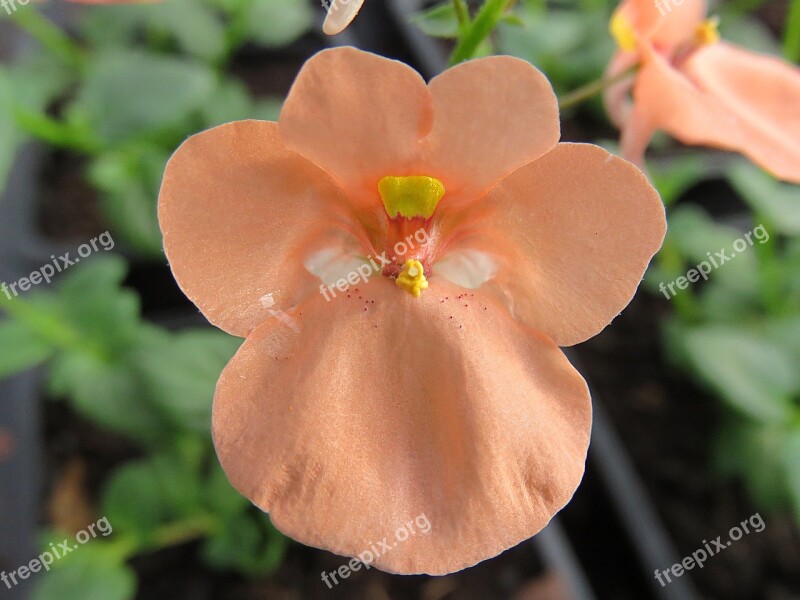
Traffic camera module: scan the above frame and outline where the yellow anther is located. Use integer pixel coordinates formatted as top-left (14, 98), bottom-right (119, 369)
top-left (610, 12), bottom-right (637, 52)
top-left (378, 176), bottom-right (445, 220)
top-left (694, 17), bottom-right (720, 46)
top-left (396, 259), bottom-right (429, 298)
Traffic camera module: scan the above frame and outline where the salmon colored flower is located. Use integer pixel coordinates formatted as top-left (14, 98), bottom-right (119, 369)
top-left (158, 47), bottom-right (665, 574)
top-left (323, 0), bottom-right (365, 35)
top-left (605, 0), bottom-right (800, 183)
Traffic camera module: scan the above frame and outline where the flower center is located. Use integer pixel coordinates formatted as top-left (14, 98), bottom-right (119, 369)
top-left (610, 12), bottom-right (637, 52)
top-left (693, 17), bottom-right (720, 46)
top-left (374, 175), bottom-right (445, 297)
top-left (396, 259), bottom-right (429, 297)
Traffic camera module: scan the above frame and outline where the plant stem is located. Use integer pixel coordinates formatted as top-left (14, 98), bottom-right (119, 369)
top-left (752, 214), bottom-right (784, 314)
top-left (148, 515), bottom-right (218, 553)
top-left (784, 0), bottom-right (800, 63)
top-left (558, 64), bottom-right (638, 111)
top-left (9, 8), bottom-right (85, 71)
top-left (452, 0), bottom-right (470, 31)
top-left (449, 0), bottom-right (511, 65)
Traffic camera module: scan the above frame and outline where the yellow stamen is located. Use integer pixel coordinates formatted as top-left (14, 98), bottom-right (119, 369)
top-left (378, 176), bottom-right (445, 220)
top-left (396, 259), bottom-right (429, 298)
top-left (694, 17), bottom-right (720, 46)
top-left (610, 12), bottom-right (637, 52)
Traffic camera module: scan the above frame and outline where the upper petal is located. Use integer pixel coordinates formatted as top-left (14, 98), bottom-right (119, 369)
top-left (158, 120), bottom-right (363, 337)
top-left (213, 277), bottom-right (591, 575)
top-left (631, 44), bottom-right (800, 183)
top-left (422, 55), bottom-right (560, 203)
top-left (449, 143), bottom-right (665, 347)
top-left (279, 47), bottom-right (433, 202)
top-left (280, 49), bottom-right (563, 206)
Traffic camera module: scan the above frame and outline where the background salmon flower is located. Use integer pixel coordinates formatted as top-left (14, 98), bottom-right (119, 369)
top-left (158, 46), bottom-right (666, 575)
top-left (605, 0), bottom-right (800, 183)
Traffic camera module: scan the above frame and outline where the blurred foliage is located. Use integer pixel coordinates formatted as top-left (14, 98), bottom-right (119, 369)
top-left (650, 161), bottom-right (800, 527)
top-left (0, 256), bottom-right (288, 599)
top-left (0, 0), bottom-right (307, 256)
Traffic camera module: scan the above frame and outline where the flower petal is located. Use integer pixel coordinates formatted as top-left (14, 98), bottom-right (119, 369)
top-left (322, 0), bottom-right (366, 35)
top-left (158, 120), bottom-right (362, 337)
top-left (423, 56), bottom-right (560, 203)
top-left (451, 143), bottom-right (665, 347)
top-left (603, 50), bottom-right (638, 129)
top-left (213, 277), bottom-right (591, 575)
top-left (681, 42), bottom-right (800, 183)
top-left (629, 45), bottom-right (800, 183)
top-left (279, 47), bottom-right (433, 201)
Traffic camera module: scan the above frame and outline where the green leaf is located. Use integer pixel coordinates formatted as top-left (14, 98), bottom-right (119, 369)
top-left (70, 50), bottom-right (215, 145)
top-left (102, 460), bottom-right (175, 540)
top-left (0, 319), bottom-right (54, 378)
top-left (410, 2), bottom-right (460, 38)
top-left (718, 10), bottom-right (783, 55)
top-left (202, 512), bottom-right (287, 577)
top-left (727, 160), bottom-right (800, 236)
top-left (56, 256), bottom-right (141, 354)
top-left (667, 205), bottom-right (760, 298)
top-left (649, 155), bottom-right (706, 207)
top-left (785, 432), bottom-right (800, 525)
top-left (204, 462), bottom-right (249, 517)
top-left (31, 542), bottom-right (136, 600)
top-left (102, 452), bottom-right (204, 543)
top-left (245, 0), bottom-right (314, 48)
top-left (88, 146), bottom-right (167, 258)
top-left (763, 316), bottom-right (800, 363)
top-left (201, 78), bottom-right (255, 126)
top-left (714, 418), bottom-right (793, 512)
top-left (134, 329), bottom-right (240, 434)
top-left (681, 326), bottom-right (799, 423)
top-left (148, 0), bottom-right (227, 62)
top-left (47, 351), bottom-right (169, 444)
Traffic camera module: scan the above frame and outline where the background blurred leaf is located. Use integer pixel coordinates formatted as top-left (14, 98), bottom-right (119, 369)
top-left (202, 512), bottom-right (288, 577)
top-left (728, 160), bottom-right (800, 236)
top-left (134, 329), bottom-right (240, 434)
top-left (680, 326), bottom-right (799, 423)
top-left (47, 351), bottom-right (169, 443)
top-left (102, 451), bottom-right (205, 544)
top-left (718, 9), bottom-right (783, 54)
top-left (245, 0), bottom-right (314, 48)
top-left (714, 418), bottom-right (794, 512)
top-left (0, 319), bottom-right (54, 377)
top-left (667, 205), bottom-right (761, 299)
top-left (31, 540), bottom-right (136, 600)
top-left (88, 145), bottom-right (167, 257)
top-left (411, 2), bottom-right (460, 38)
top-left (70, 50), bottom-right (215, 145)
